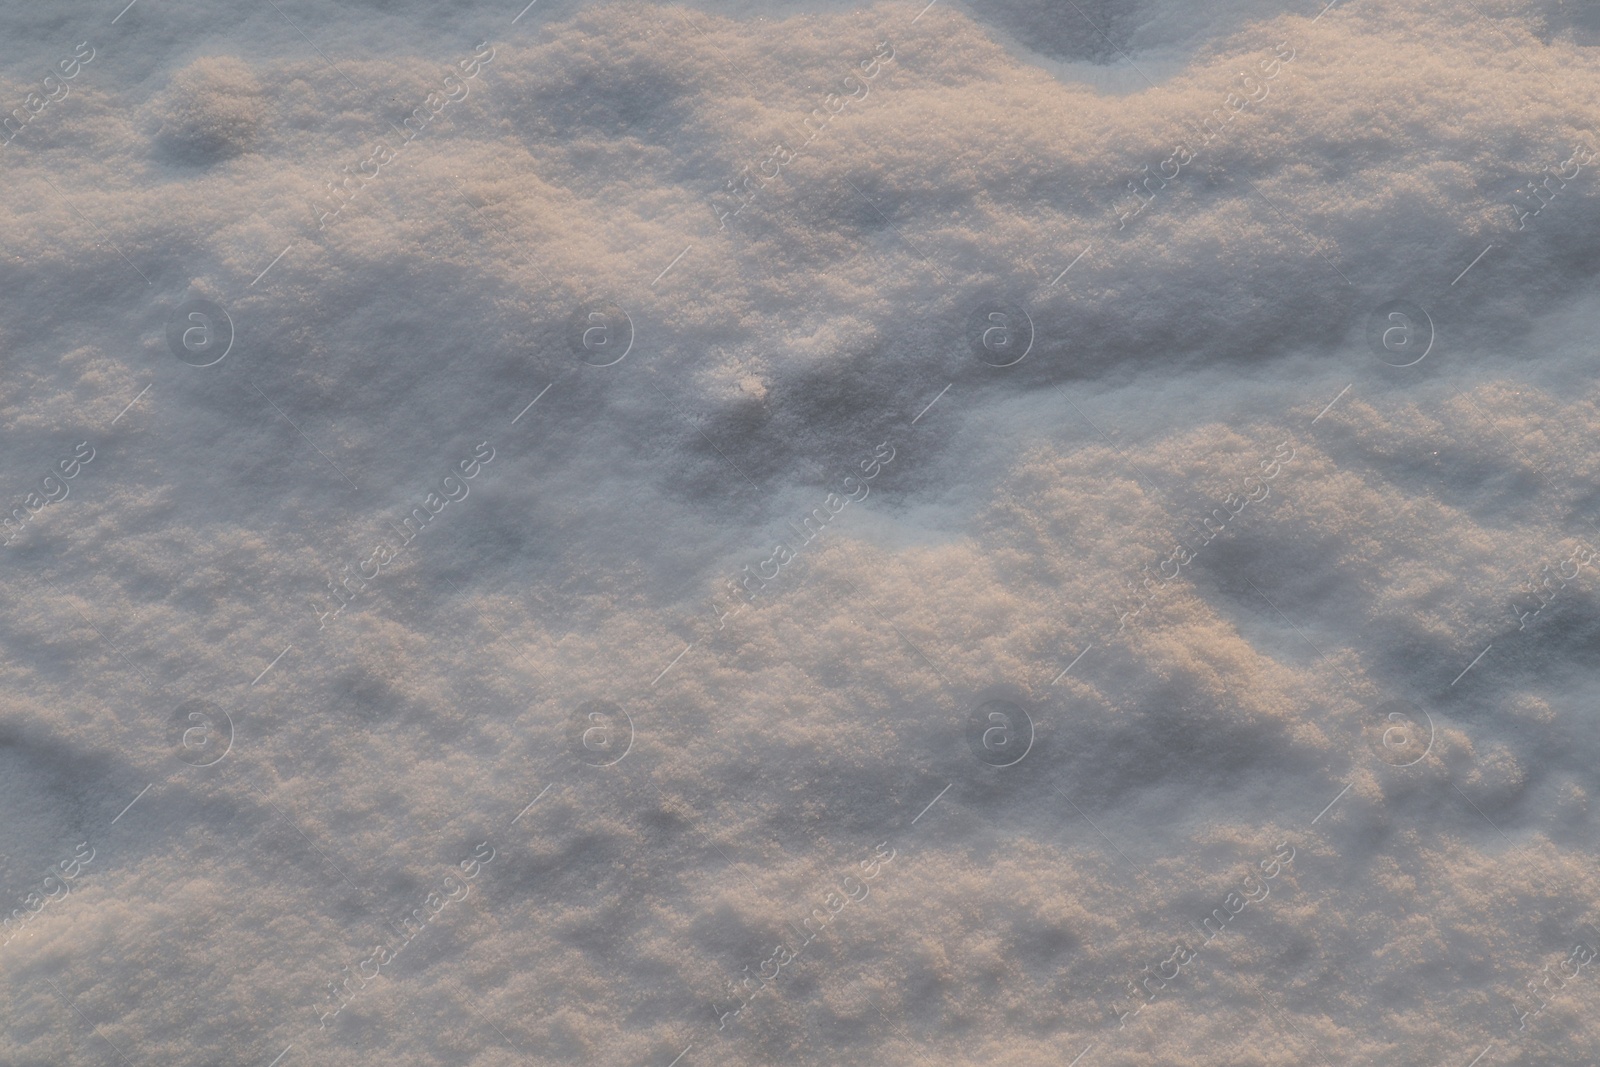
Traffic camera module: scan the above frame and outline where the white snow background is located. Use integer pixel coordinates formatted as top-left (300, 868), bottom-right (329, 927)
top-left (1, 0), bottom-right (1600, 1064)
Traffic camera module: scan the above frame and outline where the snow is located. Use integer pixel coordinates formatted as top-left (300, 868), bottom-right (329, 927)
top-left (2, 0), bottom-right (1599, 1064)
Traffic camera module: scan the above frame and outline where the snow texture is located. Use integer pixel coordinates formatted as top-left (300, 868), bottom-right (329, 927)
top-left (2, 0), bottom-right (1600, 1064)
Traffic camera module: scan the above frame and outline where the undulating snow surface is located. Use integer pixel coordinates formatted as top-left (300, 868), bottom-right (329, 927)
top-left (3, 0), bottom-right (1600, 1064)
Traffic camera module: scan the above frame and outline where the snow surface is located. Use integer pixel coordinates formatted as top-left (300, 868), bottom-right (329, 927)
top-left (2, 0), bottom-right (1600, 1064)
